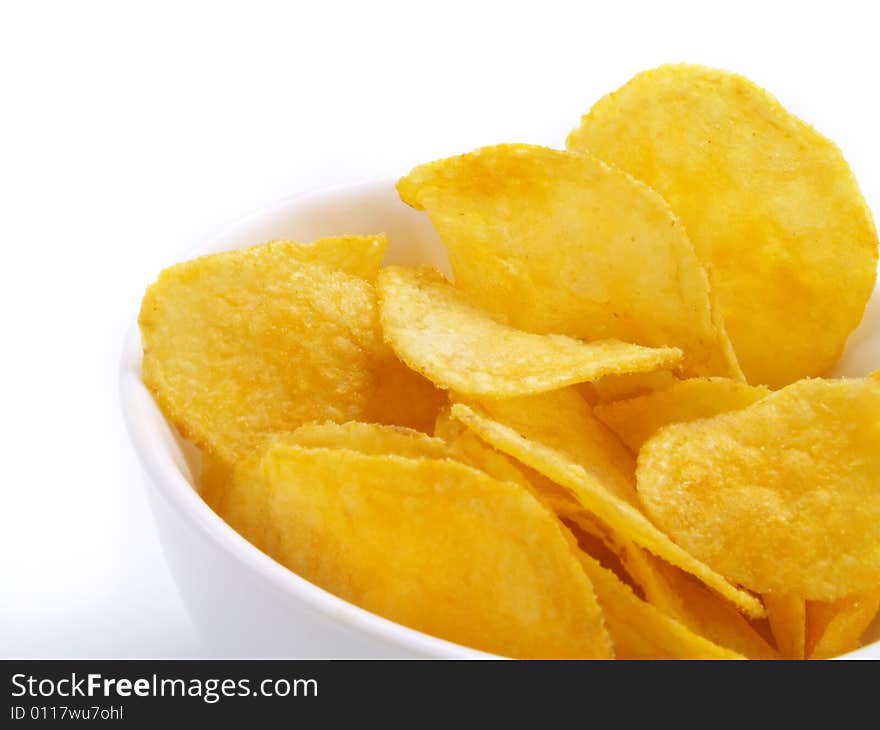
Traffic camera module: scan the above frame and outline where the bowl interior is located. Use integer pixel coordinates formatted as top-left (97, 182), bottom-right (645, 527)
top-left (122, 179), bottom-right (880, 658)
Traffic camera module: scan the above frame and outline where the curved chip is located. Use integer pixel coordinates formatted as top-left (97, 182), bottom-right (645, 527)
top-left (573, 549), bottom-right (743, 659)
top-left (397, 144), bottom-right (742, 380)
top-left (439, 400), bottom-right (680, 614)
top-left (456, 389), bottom-right (639, 504)
top-left (561, 505), bottom-right (689, 621)
top-left (567, 64), bottom-right (878, 388)
top-left (764, 595), bottom-right (806, 659)
top-left (224, 439), bottom-right (613, 659)
top-left (199, 453), bottom-right (233, 515)
top-left (289, 421), bottom-right (451, 459)
top-left (807, 588), bottom-right (880, 659)
top-left (139, 243), bottom-right (387, 464)
top-left (364, 356), bottom-right (447, 433)
top-left (651, 563), bottom-right (778, 660)
top-left (595, 377), bottom-right (769, 453)
top-left (581, 369), bottom-right (679, 407)
top-left (265, 234), bottom-right (388, 280)
top-left (450, 399), bottom-right (766, 618)
top-left (637, 376), bottom-right (880, 600)
top-left (377, 266), bottom-right (682, 398)
top-left (434, 408), bottom-right (542, 491)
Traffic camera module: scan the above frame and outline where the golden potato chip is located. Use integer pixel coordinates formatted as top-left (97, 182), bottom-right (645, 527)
top-left (595, 377), bottom-right (769, 452)
top-left (140, 244), bottom-right (387, 465)
top-left (289, 421), bottom-right (450, 459)
top-left (199, 452), bottom-right (233, 515)
top-left (450, 399), bottom-right (766, 617)
top-left (398, 144), bottom-right (742, 380)
top-left (561, 505), bottom-right (688, 619)
top-left (637, 376), bottom-right (880, 600)
top-left (437, 404), bottom-right (681, 616)
top-left (434, 409), bottom-right (539, 490)
top-left (266, 234), bottom-right (388, 280)
top-left (764, 595), bottom-right (806, 659)
top-left (651, 563), bottom-right (778, 659)
top-left (363, 355), bottom-right (447, 433)
top-left (567, 64), bottom-right (878, 388)
top-left (564, 517), bottom-right (635, 588)
top-left (377, 266), bottom-right (682, 398)
top-left (433, 406), bottom-right (468, 443)
top-left (204, 421), bottom-right (449, 515)
top-left (225, 439), bottom-right (613, 658)
top-left (457, 389), bottom-right (639, 504)
top-left (580, 369), bottom-right (679, 407)
top-left (807, 588), bottom-right (880, 659)
top-left (439, 406), bottom-right (622, 542)
top-left (573, 549), bottom-right (743, 659)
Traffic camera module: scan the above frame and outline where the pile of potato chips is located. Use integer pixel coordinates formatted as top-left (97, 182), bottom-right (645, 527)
top-left (139, 65), bottom-right (880, 659)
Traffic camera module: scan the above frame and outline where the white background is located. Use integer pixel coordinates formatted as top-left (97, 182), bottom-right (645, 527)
top-left (1, 0), bottom-right (878, 657)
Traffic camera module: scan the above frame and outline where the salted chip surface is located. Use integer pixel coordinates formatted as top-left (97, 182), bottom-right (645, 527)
top-left (289, 421), bottom-right (450, 459)
top-left (568, 64), bottom-right (878, 387)
top-left (378, 266), bottom-right (681, 398)
top-left (398, 144), bottom-right (742, 380)
top-left (450, 400), bottom-right (765, 617)
top-left (637, 377), bottom-right (880, 600)
top-left (265, 234), bottom-right (388, 280)
top-left (139, 244), bottom-right (386, 464)
top-left (595, 378), bottom-right (768, 452)
top-left (225, 440), bottom-right (613, 659)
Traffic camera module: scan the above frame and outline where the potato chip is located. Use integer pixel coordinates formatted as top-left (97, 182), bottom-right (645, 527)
top-left (363, 355), bottom-right (447, 433)
top-left (573, 549), bottom-right (743, 659)
top-left (398, 144), bottom-right (742, 380)
top-left (806, 588), bottom-right (880, 659)
top-left (564, 517), bottom-right (635, 588)
top-left (378, 266), bottom-right (682, 398)
top-left (437, 402), bottom-right (682, 616)
top-left (637, 376), bottom-right (880, 599)
top-left (561, 505), bottom-right (688, 619)
top-left (434, 409), bottom-right (539, 490)
top-left (204, 420), bottom-right (449, 514)
top-left (439, 405), bottom-right (624, 544)
top-left (450, 400), bottom-right (766, 617)
top-left (224, 439), bottom-right (613, 658)
top-left (140, 244), bottom-right (387, 465)
top-left (289, 420), bottom-right (450, 459)
top-left (567, 64), bottom-right (878, 388)
top-left (595, 378), bottom-right (769, 452)
top-left (199, 452), bottom-right (233, 515)
top-left (652, 563), bottom-right (778, 659)
top-left (451, 388), bottom-right (764, 618)
top-left (764, 595), bottom-right (806, 659)
top-left (265, 234), bottom-right (388, 280)
top-left (457, 389), bottom-right (639, 504)
top-left (581, 369), bottom-right (679, 407)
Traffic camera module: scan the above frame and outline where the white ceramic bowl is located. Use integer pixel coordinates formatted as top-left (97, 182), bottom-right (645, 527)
top-left (121, 179), bottom-right (880, 658)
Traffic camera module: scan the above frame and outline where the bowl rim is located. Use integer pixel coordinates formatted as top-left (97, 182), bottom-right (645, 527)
top-left (120, 180), bottom-right (494, 659)
top-left (121, 178), bottom-right (879, 660)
